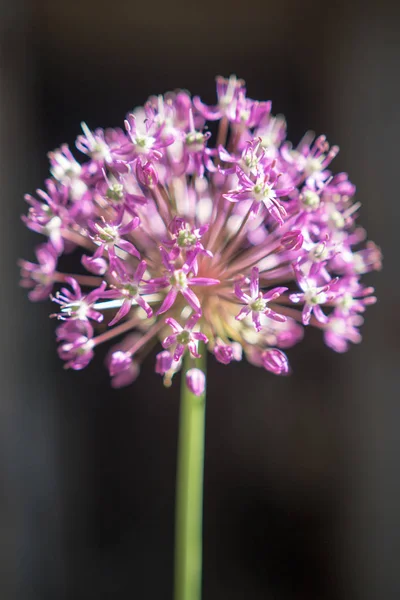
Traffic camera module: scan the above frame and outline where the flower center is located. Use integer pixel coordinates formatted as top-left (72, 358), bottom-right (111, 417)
top-left (305, 156), bottom-right (324, 176)
top-left (176, 330), bottom-right (191, 345)
top-left (177, 229), bottom-right (197, 248)
top-left (338, 292), bottom-right (354, 311)
top-left (301, 189), bottom-right (320, 211)
top-left (253, 180), bottom-right (274, 202)
top-left (250, 297), bottom-right (267, 312)
top-left (309, 243), bottom-right (329, 262)
top-left (61, 300), bottom-right (88, 320)
top-left (125, 284), bottom-right (139, 297)
top-left (329, 210), bottom-right (345, 229)
top-left (186, 131), bottom-right (206, 150)
top-left (134, 135), bottom-right (156, 153)
top-left (170, 270), bottom-right (187, 289)
top-left (304, 288), bottom-right (321, 305)
top-left (45, 216), bottom-right (62, 234)
top-left (329, 318), bottom-right (346, 335)
top-left (106, 184), bottom-right (124, 201)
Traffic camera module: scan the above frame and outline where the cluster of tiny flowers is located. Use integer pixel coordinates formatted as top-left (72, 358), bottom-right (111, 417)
top-left (20, 75), bottom-right (382, 393)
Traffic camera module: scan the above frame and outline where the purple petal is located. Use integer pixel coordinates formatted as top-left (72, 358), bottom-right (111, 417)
top-left (187, 341), bottom-right (201, 359)
top-left (82, 254), bottom-right (107, 275)
top-left (249, 268), bottom-right (259, 297)
top-left (182, 288), bottom-right (201, 314)
top-left (192, 332), bottom-right (208, 343)
top-left (235, 306), bottom-right (251, 321)
top-left (218, 145), bottom-right (236, 163)
top-left (189, 277), bottom-right (220, 286)
top-left (157, 288), bottom-right (178, 315)
top-left (136, 296), bottom-right (153, 318)
top-left (264, 309), bottom-right (286, 323)
top-left (234, 280), bottom-right (247, 302)
top-left (252, 312), bottom-right (262, 332)
top-left (263, 287), bottom-right (288, 301)
top-left (165, 317), bottom-right (182, 333)
top-left (289, 293), bottom-right (304, 304)
top-left (134, 260), bottom-right (148, 283)
top-left (119, 217), bottom-right (140, 236)
top-left (108, 299), bottom-right (132, 326)
top-left (159, 246), bottom-right (173, 271)
top-left (117, 239), bottom-right (141, 258)
top-left (162, 334), bottom-right (177, 349)
top-left (275, 186), bottom-right (293, 197)
top-left (302, 304), bottom-right (313, 325)
top-left (186, 314), bottom-right (200, 331)
top-left (174, 344), bottom-right (185, 362)
top-left (87, 308), bottom-right (104, 323)
top-left (313, 305), bottom-right (329, 323)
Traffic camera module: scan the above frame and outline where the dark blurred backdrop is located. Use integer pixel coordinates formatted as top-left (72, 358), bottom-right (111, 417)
top-left (1, 1), bottom-right (399, 599)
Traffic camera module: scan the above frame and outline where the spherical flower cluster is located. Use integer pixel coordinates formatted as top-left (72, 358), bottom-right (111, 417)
top-left (20, 75), bottom-right (382, 390)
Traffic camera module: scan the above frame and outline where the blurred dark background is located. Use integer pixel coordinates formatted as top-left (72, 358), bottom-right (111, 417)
top-left (1, 1), bottom-right (399, 598)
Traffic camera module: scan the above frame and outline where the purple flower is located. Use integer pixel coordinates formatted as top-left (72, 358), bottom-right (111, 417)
top-left (152, 249), bottom-right (219, 316)
top-left (235, 267), bottom-right (287, 331)
top-left (162, 315), bottom-right (208, 362)
top-left (96, 169), bottom-right (147, 214)
top-left (76, 122), bottom-right (113, 164)
top-left (194, 75), bottom-right (245, 121)
top-left (51, 278), bottom-right (110, 323)
top-left (281, 134), bottom-right (339, 189)
top-left (87, 208), bottom-right (141, 271)
top-left (290, 263), bottom-right (337, 325)
top-left (56, 320), bottom-right (94, 370)
top-left (22, 179), bottom-right (69, 253)
top-left (48, 145), bottom-right (83, 185)
top-left (19, 75), bottom-right (381, 387)
top-left (106, 260), bottom-right (153, 326)
top-left (218, 138), bottom-right (266, 176)
top-left (324, 313), bottom-right (364, 353)
top-left (164, 218), bottom-right (212, 272)
top-left (224, 162), bottom-right (292, 223)
top-left (19, 243), bottom-right (58, 301)
top-left (115, 113), bottom-right (175, 163)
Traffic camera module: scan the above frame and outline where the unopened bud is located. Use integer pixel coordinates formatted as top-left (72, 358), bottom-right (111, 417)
top-left (186, 368), bottom-right (206, 396)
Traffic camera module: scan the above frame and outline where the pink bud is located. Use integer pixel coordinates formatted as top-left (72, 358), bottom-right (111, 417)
top-left (186, 368), bottom-right (206, 396)
top-left (111, 362), bottom-right (139, 388)
top-left (168, 217), bottom-right (186, 235)
top-left (155, 350), bottom-right (173, 375)
top-left (81, 254), bottom-right (108, 275)
top-left (281, 230), bottom-right (303, 251)
top-left (136, 160), bottom-right (158, 189)
top-left (262, 349), bottom-right (289, 375)
top-left (214, 342), bottom-right (242, 364)
top-left (214, 343), bottom-right (233, 365)
top-left (108, 350), bottom-right (132, 376)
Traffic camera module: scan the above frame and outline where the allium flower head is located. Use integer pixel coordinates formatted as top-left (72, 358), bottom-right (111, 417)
top-left (20, 75), bottom-right (382, 388)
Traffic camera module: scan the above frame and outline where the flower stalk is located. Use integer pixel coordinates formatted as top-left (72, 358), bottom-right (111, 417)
top-left (174, 349), bottom-right (206, 600)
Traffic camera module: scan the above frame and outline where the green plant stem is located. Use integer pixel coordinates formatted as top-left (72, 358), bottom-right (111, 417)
top-left (174, 350), bottom-right (207, 600)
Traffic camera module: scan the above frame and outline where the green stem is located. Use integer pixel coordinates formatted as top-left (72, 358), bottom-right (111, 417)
top-left (174, 350), bottom-right (207, 600)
